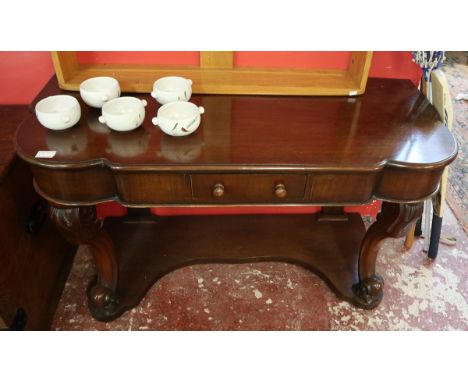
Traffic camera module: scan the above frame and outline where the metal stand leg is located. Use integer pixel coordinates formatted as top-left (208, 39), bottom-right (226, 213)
top-left (428, 215), bottom-right (443, 259)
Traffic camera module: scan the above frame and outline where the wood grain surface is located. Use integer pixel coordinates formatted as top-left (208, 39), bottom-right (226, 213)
top-left (17, 77), bottom-right (457, 206)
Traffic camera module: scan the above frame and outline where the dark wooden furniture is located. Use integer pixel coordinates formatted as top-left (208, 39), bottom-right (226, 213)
top-left (0, 105), bottom-right (76, 329)
top-left (16, 77), bottom-right (457, 321)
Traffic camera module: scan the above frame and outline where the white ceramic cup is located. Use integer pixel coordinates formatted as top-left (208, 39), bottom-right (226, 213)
top-left (152, 101), bottom-right (204, 137)
top-left (35, 95), bottom-right (81, 130)
top-left (151, 76), bottom-right (192, 105)
top-left (80, 77), bottom-right (120, 108)
top-left (99, 97), bottom-right (147, 132)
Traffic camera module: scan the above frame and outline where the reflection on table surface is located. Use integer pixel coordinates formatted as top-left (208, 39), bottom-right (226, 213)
top-left (17, 78), bottom-right (457, 168)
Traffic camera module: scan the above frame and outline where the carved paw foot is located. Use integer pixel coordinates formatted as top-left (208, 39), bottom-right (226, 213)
top-left (352, 275), bottom-right (384, 309)
top-left (87, 284), bottom-right (122, 322)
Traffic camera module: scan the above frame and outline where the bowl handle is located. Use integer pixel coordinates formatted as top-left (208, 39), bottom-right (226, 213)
top-left (61, 115), bottom-right (70, 123)
top-left (141, 99), bottom-right (148, 107)
top-left (151, 91), bottom-right (157, 98)
top-left (152, 117), bottom-right (159, 126)
top-left (101, 95), bottom-right (108, 102)
top-left (187, 79), bottom-right (193, 85)
top-left (198, 106), bottom-right (205, 115)
top-left (98, 116), bottom-right (106, 124)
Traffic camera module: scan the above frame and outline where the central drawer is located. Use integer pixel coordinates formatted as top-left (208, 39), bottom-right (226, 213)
top-left (191, 174), bottom-right (307, 203)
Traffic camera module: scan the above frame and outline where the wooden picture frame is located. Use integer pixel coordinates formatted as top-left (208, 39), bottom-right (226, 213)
top-left (51, 51), bottom-right (373, 96)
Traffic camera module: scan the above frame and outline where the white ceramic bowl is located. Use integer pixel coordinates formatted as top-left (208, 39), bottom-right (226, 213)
top-left (151, 76), bottom-right (192, 105)
top-left (152, 101), bottom-right (204, 137)
top-left (35, 95), bottom-right (81, 130)
top-left (99, 97), bottom-right (147, 132)
top-left (80, 77), bottom-right (120, 108)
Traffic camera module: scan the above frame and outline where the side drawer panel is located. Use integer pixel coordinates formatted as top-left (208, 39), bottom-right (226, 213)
top-left (309, 173), bottom-right (376, 203)
top-left (115, 173), bottom-right (192, 204)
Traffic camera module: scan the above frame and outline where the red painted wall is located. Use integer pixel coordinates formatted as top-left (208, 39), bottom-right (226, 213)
top-left (0, 52), bottom-right (55, 105)
top-left (370, 51), bottom-right (420, 85)
top-left (235, 51), bottom-right (352, 69)
top-left (76, 51), bottom-right (200, 66)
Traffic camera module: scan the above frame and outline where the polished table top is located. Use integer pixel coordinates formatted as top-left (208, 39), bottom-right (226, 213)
top-left (16, 77), bottom-right (457, 173)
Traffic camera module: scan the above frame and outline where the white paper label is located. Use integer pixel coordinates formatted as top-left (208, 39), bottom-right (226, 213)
top-left (35, 150), bottom-right (56, 158)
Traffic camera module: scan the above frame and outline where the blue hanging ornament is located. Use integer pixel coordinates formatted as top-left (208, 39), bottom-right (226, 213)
top-left (412, 51), bottom-right (446, 82)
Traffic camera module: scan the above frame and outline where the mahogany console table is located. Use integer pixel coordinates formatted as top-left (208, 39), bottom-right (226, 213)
top-left (16, 77), bottom-right (457, 321)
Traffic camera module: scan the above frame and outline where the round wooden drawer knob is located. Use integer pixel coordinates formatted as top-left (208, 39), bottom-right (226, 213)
top-left (274, 183), bottom-right (287, 198)
top-left (212, 183), bottom-right (225, 198)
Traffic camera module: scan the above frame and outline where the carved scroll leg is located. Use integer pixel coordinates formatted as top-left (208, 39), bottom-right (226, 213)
top-left (49, 205), bottom-right (120, 321)
top-left (352, 202), bottom-right (423, 309)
